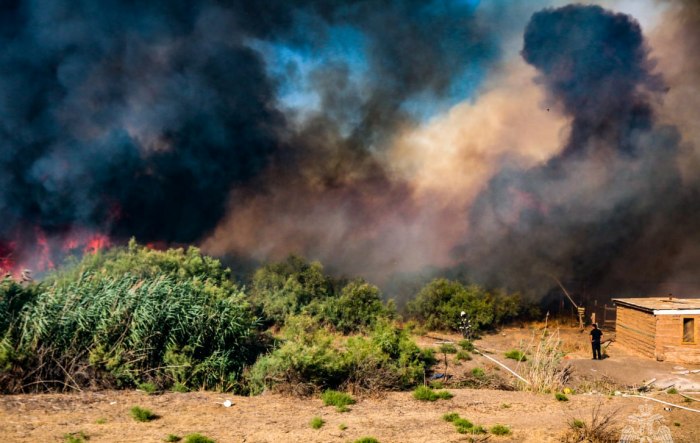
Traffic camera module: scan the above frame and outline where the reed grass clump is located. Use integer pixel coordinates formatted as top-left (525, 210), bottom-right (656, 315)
top-left (518, 329), bottom-right (570, 393)
top-left (0, 242), bottom-right (261, 393)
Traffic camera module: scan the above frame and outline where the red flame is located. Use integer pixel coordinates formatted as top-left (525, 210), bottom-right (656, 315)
top-left (83, 234), bottom-right (111, 254)
top-left (0, 228), bottom-right (113, 280)
top-left (35, 228), bottom-right (55, 271)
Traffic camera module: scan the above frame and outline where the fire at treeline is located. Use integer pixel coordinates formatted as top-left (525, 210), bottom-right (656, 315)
top-left (1, 0), bottom-right (700, 316)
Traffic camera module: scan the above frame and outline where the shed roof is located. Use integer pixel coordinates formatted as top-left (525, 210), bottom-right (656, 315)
top-left (613, 297), bottom-right (700, 313)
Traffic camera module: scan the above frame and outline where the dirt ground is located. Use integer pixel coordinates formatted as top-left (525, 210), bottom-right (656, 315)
top-left (2, 326), bottom-right (700, 442)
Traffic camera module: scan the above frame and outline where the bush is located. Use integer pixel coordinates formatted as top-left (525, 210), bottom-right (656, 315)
top-left (455, 351), bottom-right (471, 362)
top-left (407, 279), bottom-right (521, 332)
top-left (0, 242), bottom-right (262, 393)
top-left (250, 256), bottom-right (334, 326)
top-left (470, 425), bottom-right (487, 434)
top-left (471, 367), bottom-right (485, 378)
top-left (322, 389), bottom-right (355, 411)
top-left (555, 393), bottom-right (569, 402)
top-left (454, 418), bottom-right (473, 430)
top-left (171, 383), bottom-right (188, 393)
top-left (504, 350), bottom-right (526, 362)
top-left (458, 340), bottom-right (474, 352)
top-left (667, 388), bottom-right (678, 394)
top-left (138, 382), bottom-right (158, 394)
top-left (310, 416), bottom-right (325, 429)
top-left (412, 385), bottom-right (453, 401)
top-left (247, 319), bottom-right (432, 395)
top-left (444, 413), bottom-right (492, 436)
top-left (442, 412), bottom-right (459, 422)
top-left (63, 432), bottom-right (89, 443)
top-left (438, 343), bottom-right (457, 354)
top-left (354, 438), bottom-right (379, 443)
top-left (563, 404), bottom-right (620, 443)
top-left (250, 257), bottom-right (394, 333)
top-left (490, 424), bottom-right (511, 436)
top-left (130, 406), bottom-right (157, 422)
top-left (165, 435), bottom-right (182, 442)
top-left (318, 280), bottom-right (393, 334)
top-left (183, 434), bottom-right (215, 443)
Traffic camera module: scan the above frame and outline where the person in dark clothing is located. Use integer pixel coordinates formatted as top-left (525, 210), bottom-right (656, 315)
top-left (590, 323), bottom-right (603, 359)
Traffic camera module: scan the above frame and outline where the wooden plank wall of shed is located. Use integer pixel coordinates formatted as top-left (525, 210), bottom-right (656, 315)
top-left (615, 306), bottom-right (655, 358)
top-left (656, 314), bottom-right (700, 364)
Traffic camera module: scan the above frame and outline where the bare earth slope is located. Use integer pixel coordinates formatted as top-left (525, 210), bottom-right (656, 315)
top-left (2, 326), bottom-right (700, 442)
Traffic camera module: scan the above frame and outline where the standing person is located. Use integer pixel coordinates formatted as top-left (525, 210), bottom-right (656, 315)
top-left (590, 323), bottom-right (603, 360)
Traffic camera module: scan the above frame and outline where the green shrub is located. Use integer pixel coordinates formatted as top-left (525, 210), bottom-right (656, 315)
top-left (354, 438), bottom-right (379, 443)
top-left (322, 389), bottom-right (355, 411)
top-left (438, 343), bottom-right (457, 354)
top-left (310, 416), bottom-right (325, 429)
top-left (458, 340), bottom-right (474, 352)
top-left (470, 425), bottom-right (487, 434)
top-left (130, 406), bottom-right (158, 422)
top-left (490, 424), bottom-right (511, 436)
top-left (339, 423), bottom-right (348, 431)
top-left (444, 413), bottom-right (491, 436)
top-left (442, 412), bottom-right (459, 422)
top-left (453, 418), bottom-right (473, 429)
top-left (413, 385), bottom-right (435, 401)
top-left (138, 382), bottom-right (158, 394)
top-left (571, 419), bottom-right (584, 429)
top-left (63, 432), bottom-right (89, 443)
top-left (455, 351), bottom-right (471, 361)
top-left (471, 367), bottom-right (485, 378)
top-left (247, 319), bottom-right (432, 395)
top-left (319, 280), bottom-right (393, 334)
top-left (407, 279), bottom-right (521, 331)
top-left (555, 393), bottom-right (569, 402)
top-left (183, 434), bottom-right (215, 443)
top-left (250, 256), bottom-right (334, 326)
top-left (165, 435), bottom-right (182, 442)
top-left (171, 383), bottom-right (188, 393)
top-left (412, 385), bottom-right (453, 401)
top-left (667, 388), bottom-right (678, 394)
top-left (504, 350), bottom-right (526, 362)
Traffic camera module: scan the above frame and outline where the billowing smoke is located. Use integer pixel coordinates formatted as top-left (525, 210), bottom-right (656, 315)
top-left (2, 1), bottom-right (700, 302)
top-left (461, 4), bottom-right (699, 299)
top-left (0, 0), bottom-right (500, 272)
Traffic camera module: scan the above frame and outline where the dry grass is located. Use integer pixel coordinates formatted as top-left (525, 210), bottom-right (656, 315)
top-left (561, 402), bottom-right (621, 443)
top-left (518, 329), bottom-right (571, 393)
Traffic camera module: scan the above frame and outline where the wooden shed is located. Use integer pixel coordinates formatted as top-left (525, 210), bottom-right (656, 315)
top-left (613, 297), bottom-right (700, 364)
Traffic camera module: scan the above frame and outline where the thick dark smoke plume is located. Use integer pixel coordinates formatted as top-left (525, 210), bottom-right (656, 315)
top-left (461, 4), bottom-right (700, 299)
top-left (0, 0), bottom-right (498, 268)
top-left (4, 0), bottom-right (700, 303)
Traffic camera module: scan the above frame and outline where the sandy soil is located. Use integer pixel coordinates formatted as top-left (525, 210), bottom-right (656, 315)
top-left (2, 326), bottom-right (700, 442)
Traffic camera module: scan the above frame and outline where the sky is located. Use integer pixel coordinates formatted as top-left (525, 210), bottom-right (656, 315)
top-left (1, 0), bottom-right (698, 301)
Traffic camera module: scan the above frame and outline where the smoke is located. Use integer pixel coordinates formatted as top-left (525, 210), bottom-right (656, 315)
top-left (0, 0), bottom-right (501, 270)
top-left (2, 1), bottom-right (700, 300)
top-left (459, 4), bottom-right (699, 298)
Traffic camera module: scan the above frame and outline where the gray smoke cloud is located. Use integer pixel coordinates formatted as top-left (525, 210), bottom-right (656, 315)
top-left (460, 4), bottom-right (699, 300)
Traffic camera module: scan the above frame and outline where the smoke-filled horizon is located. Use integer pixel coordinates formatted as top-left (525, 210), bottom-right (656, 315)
top-left (1, 1), bottom-right (699, 300)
